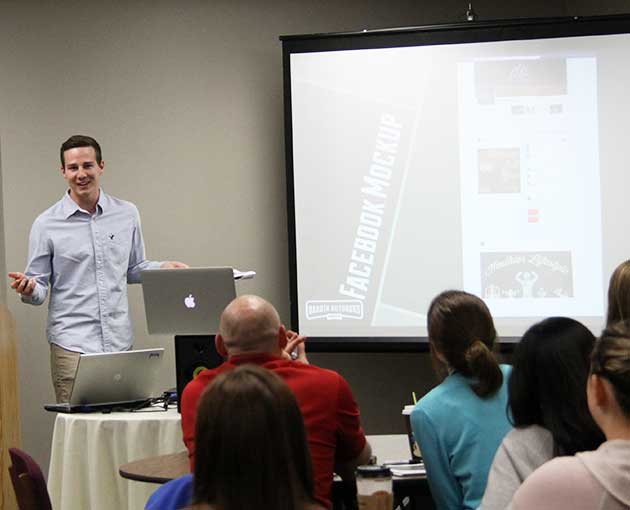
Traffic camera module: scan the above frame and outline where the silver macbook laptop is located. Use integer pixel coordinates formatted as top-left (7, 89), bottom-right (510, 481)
top-left (140, 267), bottom-right (237, 335)
top-left (44, 348), bottom-right (164, 413)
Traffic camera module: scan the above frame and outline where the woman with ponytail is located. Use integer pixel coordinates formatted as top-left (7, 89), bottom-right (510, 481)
top-left (410, 290), bottom-right (512, 510)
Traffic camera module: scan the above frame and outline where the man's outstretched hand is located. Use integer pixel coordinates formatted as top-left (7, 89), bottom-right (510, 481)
top-left (8, 272), bottom-right (35, 296)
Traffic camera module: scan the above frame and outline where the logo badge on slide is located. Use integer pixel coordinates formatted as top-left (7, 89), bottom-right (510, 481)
top-left (306, 299), bottom-right (363, 320)
top-left (184, 294), bottom-right (196, 309)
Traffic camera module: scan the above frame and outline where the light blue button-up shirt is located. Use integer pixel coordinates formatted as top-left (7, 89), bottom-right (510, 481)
top-left (22, 190), bottom-right (161, 353)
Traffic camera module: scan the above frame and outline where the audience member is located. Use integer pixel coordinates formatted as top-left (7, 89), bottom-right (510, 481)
top-left (607, 259), bottom-right (630, 326)
top-left (146, 365), bottom-right (324, 510)
top-left (180, 295), bottom-right (371, 509)
top-left (410, 290), bottom-right (512, 510)
top-left (509, 322), bottom-right (630, 510)
top-left (481, 317), bottom-right (605, 510)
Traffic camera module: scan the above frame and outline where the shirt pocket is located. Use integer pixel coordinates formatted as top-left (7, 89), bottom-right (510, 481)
top-left (104, 227), bottom-right (133, 265)
top-left (52, 241), bottom-right (93, 284)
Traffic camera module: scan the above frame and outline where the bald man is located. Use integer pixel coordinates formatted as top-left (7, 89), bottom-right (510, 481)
top-left (180, 295), bottom-right (371, 509)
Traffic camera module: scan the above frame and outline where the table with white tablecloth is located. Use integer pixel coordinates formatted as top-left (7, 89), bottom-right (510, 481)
top-left (48, 407), bottom-right (185, 510)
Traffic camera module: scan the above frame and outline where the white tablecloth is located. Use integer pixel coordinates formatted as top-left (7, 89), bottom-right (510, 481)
top-left (48, 408), bottom-right (184, 510)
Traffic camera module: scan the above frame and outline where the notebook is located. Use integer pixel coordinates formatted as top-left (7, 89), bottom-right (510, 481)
top-left (44, 348), bottom-right (164, 413)
top-left (140, 267), bottom-right (237, 335)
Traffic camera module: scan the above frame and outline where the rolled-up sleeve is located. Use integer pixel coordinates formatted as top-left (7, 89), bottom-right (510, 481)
top-left (21, 218), bottom-right (51, 306)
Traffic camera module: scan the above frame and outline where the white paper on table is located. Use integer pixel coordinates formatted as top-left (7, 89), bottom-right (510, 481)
top-left (387, 463), bottom-right (426, 477)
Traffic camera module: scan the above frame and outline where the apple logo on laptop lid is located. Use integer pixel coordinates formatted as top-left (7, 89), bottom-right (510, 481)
top-left (184, 294), bottom-right (196, 309)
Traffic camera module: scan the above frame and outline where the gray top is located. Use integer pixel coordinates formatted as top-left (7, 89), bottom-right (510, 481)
top-left (480, 425), bottom-right (554, 510)
top-left (509, 440), bottom-right (630, 510)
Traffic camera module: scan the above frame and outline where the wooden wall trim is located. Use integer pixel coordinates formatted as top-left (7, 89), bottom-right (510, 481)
top-left (0, 303), bottom-right (21, 510)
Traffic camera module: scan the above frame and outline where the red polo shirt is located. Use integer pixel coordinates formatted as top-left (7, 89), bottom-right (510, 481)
top-left (180, 353), bottom-right (367, 508)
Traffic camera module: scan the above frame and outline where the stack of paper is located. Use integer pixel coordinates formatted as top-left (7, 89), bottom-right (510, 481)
top-left (387, 463), bottom-right (426, 477)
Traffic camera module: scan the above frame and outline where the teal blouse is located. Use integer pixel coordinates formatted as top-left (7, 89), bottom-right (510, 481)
top-left (411, 365), bottom-right (512, 510)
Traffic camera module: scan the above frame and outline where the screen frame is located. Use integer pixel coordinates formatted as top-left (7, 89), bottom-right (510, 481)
top-left (280, 14), bottom-right (630, 352)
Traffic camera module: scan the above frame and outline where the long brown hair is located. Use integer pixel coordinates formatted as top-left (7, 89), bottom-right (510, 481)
top-left (193, 365), bottom-right (316, 510)
top-left (427, 290), bottom-right (502, 397)
top-left (607, 259), bottom-right (630, 326)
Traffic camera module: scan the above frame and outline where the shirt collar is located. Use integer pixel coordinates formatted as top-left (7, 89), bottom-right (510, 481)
top-left (228, 352), bottom-right (283, 365)
top-left (61, 188), bottom-right (107, 219)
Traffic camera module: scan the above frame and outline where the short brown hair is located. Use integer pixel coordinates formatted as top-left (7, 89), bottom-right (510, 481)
top-left (60, 135), bottom-right (102, 166)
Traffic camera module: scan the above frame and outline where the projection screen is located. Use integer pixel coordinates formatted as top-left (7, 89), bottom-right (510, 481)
top-left (281, 15), bottom-right (630, 350)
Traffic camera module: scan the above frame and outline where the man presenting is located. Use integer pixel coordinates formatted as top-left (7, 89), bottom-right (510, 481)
top-left (181, 294), bottom-right (371, 509)
top-left (8, 135), bottom-right (187, 402)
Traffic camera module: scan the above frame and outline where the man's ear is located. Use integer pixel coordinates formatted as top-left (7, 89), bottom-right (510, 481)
top-left (277, 324), bottom-right (288, 351)
top-left (215, 334), bottom-right (228, 358)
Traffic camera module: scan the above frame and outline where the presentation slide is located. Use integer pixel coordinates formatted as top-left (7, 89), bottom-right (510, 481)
top-left (288, 31), bottom-right (630, 340)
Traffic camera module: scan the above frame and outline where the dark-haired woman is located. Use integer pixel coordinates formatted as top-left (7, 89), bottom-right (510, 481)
top-left (481, 317), bottom-right (605, 510)
top-left (410, 290), bottom-right (512, 510)
top-left (146, 365), bottom-right (323, 510)
top-left (509, 322), bottom-right (630, 510)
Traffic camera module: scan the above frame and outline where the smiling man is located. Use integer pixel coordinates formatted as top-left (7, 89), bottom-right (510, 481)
top-left (8, 135), bottom-right (187, 402)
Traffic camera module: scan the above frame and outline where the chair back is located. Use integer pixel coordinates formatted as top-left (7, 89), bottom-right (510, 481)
top-left (8, 447), bottom-right (53, 510)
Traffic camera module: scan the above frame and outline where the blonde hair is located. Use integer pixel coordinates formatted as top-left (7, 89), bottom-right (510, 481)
top-left (606, 259), bottom-right (630, 326)
top-left (591, 321), bottom-right (630, 417)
